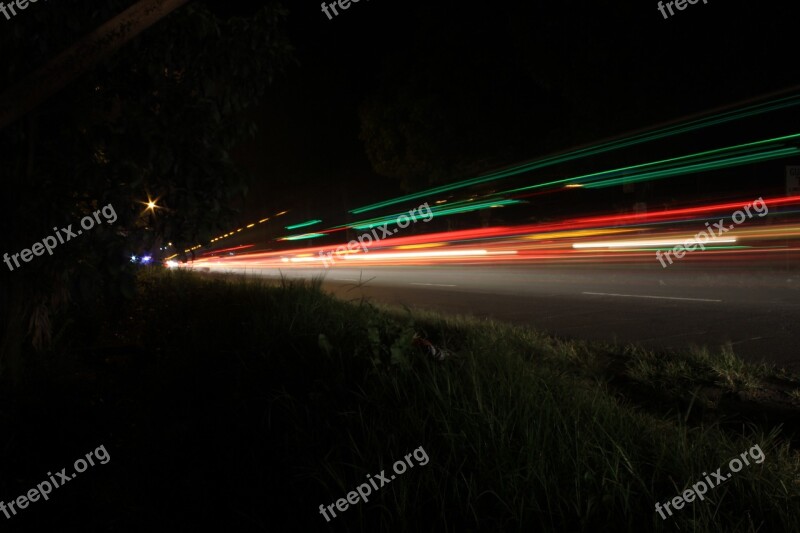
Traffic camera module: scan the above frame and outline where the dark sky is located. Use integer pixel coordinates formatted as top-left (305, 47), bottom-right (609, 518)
top-left (217, 0), bottom-right (800, 224)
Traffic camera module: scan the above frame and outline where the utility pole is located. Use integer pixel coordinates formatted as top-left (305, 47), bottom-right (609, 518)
top-left (0, 0), bottom-right (190, 130)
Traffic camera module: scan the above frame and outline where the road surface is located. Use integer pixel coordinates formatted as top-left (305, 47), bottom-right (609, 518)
top-left (198, 262), bottom-right (800, 370)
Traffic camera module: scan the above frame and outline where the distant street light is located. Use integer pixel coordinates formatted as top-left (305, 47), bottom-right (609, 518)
top-left (139, 196), bottom-right (162, 216)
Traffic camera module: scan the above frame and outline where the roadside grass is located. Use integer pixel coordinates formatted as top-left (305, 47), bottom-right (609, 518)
top-left (385, 302), bottom-right (800, 431)
top-left (2, 268), bottom-right (799, 532)
top-left (625, 344), bottom-right (771, 394)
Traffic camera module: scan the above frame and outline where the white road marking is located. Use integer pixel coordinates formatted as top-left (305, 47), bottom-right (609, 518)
top-left (582, 292), bottom-right (721, 303)
top-left (730, 336), bottom-right (764, 345)
top-left (410, 283), bottom-right (457, 287)
top-left (638, 331), bottom-right (709, 342)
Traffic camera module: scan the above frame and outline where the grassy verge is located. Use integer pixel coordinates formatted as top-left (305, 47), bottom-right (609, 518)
top-left (1, 268), bottom-right (799, 532)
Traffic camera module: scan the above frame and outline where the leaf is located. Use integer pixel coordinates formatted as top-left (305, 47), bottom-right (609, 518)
top-left (390, 345), bottom-right (409, 368)
top-left (367, 326), bottom-right (382, 358)
top-left (318, 333), bottom-right (333, 356)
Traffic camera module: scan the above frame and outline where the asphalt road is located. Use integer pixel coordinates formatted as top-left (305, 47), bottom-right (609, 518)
top-left (203, 263), bottom-right (800, 370)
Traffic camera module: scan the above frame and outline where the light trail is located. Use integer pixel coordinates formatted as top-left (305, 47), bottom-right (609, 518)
top-left (572, 238), bottom-right (737, 249)
top-left (183, 195), bottom-right (800, 271)
top-left (349, 94), bottom-right (800, 214)
top-left (190, 128), bottom-right (800, 253)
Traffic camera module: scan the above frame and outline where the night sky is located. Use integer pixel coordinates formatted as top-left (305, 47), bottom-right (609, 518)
top-left (203, 1), bottom-right (800, 227)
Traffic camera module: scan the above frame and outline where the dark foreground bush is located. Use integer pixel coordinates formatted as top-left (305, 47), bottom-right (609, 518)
top-left (0, 269), bottom-right (797, 532)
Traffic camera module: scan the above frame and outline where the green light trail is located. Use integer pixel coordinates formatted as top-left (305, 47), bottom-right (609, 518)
top-left (583, 148), bottom-right (799, 189)
top-left (337, 133), bottom-right (798, 237)
top-left (348, 199), bottom-right (521, 230)
top-left (279, 233), bottom-right (326, 241)
top-left (349, 94), bottom-right (800, 214)
top-left (285, 219), bottom-right (322, 230)
top-left (500, 132), bottom-right (800, 194)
